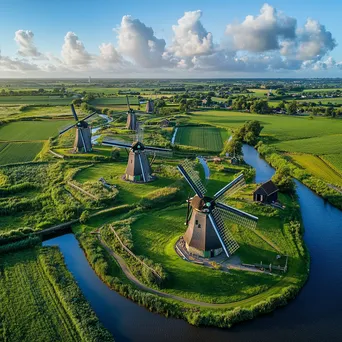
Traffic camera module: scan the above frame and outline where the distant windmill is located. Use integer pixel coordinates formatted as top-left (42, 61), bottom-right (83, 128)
top-left (145, 99), bottom-right (154, 113)
top-left (177, 160), bottom-right (258, 258)
top-left (59, 104), bottom-right (97, 153)
top-left (102, 125), bottom-right (172, 183)
top-left (126, 95), bottom-right (138, 131)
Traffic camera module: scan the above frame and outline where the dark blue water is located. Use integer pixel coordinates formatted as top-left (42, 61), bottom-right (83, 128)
top-left (44, 146), bottom-right (342, 342)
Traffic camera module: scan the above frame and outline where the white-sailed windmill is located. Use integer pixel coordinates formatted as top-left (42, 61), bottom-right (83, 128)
top-left (102, 125), bottom-right (172, 183)
top-left (59, 104), bottom-right (97, 153)
top-left (177, 160), bottom-right (258, 258)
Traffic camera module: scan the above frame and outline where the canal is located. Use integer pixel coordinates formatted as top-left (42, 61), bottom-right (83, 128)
top-left (44, 145), bottom-right (342, 342)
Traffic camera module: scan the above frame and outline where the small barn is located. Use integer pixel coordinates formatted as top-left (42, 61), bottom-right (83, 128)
top-left (253, 180), bottom-right (278, 204)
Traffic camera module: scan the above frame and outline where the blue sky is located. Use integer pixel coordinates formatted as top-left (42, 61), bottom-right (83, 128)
top-left (1, 0), bottom-right (341, 77)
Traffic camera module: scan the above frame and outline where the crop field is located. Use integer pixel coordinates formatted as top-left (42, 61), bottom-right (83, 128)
top-left (90, 97), bottom-right (139, 106)
top-left (0, 247), bottom-right (111, 342)
top-left (0, 120), bottom-right (72, 141)
top-left (289, 154), bottom-right (342, 186)
top-left (274, 134), bottom-right (342, 154)
top-left (0, 142), bottom-right (43, 165)
top-left (322, 154), bottom-right (342, 174)
top-left (248, 88), bottom-right (269, 97)
top-left (0, 248), bottom-right (83, 341)
top-left (190, 110), bottom-right (342, 142)
top-left (0, 96), bottom-right (72, 105)
top-left (174, 126), bottom-right (228, 151)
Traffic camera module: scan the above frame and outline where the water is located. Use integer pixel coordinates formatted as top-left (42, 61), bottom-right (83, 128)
top-left (171, 127), bottom-right (178, 145)
top-left (91, 114), bottom-right (113, 144)
top-left (44, 145), bottom-right (342, 342)
top-left (198, 157), bottom-right (210, 179)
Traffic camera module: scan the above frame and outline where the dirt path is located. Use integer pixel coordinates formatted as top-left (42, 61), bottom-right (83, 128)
top-left (98, 233), bottom-right (235, 307)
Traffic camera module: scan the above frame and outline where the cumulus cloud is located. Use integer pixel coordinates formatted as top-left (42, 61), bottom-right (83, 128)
top-left (225, 4), bottom-right (296, 52)
top-left (117, 15), bottom-right (167, 68)
top-left (0, 51), bottom-right (39, 71)
top-left (61, 32), bottom-right (91, 66)
top-left (170, 10), bottom-right (214, 57)
top-left (14, 30), bottom-right (42, 57)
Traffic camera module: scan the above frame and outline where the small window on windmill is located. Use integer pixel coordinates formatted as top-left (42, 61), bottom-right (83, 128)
top-left (195, 220), bottom-right (198, 225)
top-left (198, 224), bottom-right (201, 228)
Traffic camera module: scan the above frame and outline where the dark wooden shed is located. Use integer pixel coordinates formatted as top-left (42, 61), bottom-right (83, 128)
top-left (253, 180), bottom-right (278, 204)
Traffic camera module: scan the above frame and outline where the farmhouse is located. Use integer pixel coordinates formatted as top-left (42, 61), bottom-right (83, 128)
top-left (253, 180), bottom-right (278, 204)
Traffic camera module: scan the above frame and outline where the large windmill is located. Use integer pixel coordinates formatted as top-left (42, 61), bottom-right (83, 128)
top-left (177, 160), bottom-right (258, 258)
top-left (102, 126), bottom-right (172, 183)
top-left (125, 95), bottom-right (138, 131)
top-left (59, 104), bottom-right (97, 153)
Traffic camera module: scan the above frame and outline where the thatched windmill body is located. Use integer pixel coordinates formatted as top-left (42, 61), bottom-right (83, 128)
top-left (103, 129), bottom-right (172, 183)
top-left (59, 104), bottom-right (96, 153)
top-left (178, 160), bottom-right (258, 258)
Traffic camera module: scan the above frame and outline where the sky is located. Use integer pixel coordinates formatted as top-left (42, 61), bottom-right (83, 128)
top-left (0, 0), bottom-right (342, 78)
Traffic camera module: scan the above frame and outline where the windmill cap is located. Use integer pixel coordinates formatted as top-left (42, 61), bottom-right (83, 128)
top-left (132, 141), bottom-right (145, 152)
top-left (191, 195), bottom-right (214, 213)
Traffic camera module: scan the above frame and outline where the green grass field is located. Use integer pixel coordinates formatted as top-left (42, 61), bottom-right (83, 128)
top-left (174, 126), bottom-right (228, 151)
top-left (0, 142), bottom-right (43, 165)
top-left (0, 120), bottom-right (72, 141)
top-left (0, 96), bottom-right (72, 105)
top-left (190, 110), bottom-right (342, 142)
top-left (322, 154), bottom-right (342, 174)
top-left (274, 134), bottom-right (342, 154)
top-left (90, 97), bottom-right (139, 106)
top-left (74, 162), bottom-right (176, 204)
top-left (289, 154), bottom-right (342, 186)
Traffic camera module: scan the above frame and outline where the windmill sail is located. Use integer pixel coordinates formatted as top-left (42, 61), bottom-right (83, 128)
top-left (102, 139), bottom-right (132, 149)
top-left (213, 173), bottom-right (246, 201)
top-left (180, 159), bottom-right (206, 197)
top-left (210, 209), bottom-right (240, 257)
top-left (216, 202), bottom-right (258, 230)
top-left (71, 104), bottom-right (79, 121)
top-left (59, 122), bottom-right (77, 135)
top-left (177, 164), bottom-right (204, 198)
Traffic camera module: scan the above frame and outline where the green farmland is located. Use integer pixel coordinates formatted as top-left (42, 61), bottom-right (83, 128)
top-left (190, 110), bottom-right (342, 142)
top-left (174, 126), bottom-right (228, 151)
top-left (322, 154), bottom-right (342, 174)
top-left (0, 120), bottom-right (72, 141)
top-left (0, 96), bottom-right (72, 105)
top-left (0, 247), bottom-right (112, 342)
top-left (90, 97), bottom-right (139, 106)
top-left (0, 142), bottom-right (43, 165)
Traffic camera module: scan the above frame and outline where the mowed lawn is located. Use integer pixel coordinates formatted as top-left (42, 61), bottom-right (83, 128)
top-left (0, 142), bottom-right (43, 165)
top-left (175, 126), bottom-right (228, 151)
top-left (0, 120), bottom-right (72, 141)
top-left (74, 162), bottom-right (175, 204)
top-left (322, 154), bottom-right (342, 174)
top-left (190, 111), bottom-right (342, 141)
top-left (0, 249), bottom-right (81, 342)
top-left (289, 154), bottom-right (342, 186)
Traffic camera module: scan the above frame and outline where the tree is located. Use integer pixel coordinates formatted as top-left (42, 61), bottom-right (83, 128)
top-left (223, 138), bottom-right (242, 156)
top-left (272, 168), bottom-right (295, 193)
top-left (286, 101), bottom-right (298, 115)
top-left (250, 100), bottom-right (270, 114)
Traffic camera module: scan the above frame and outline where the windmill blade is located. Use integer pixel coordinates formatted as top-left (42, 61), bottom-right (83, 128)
top-left (213, 174), bottom-right (246, 201)
top-left (138, 153), bottom-right (148, 182)
top-left (82, 111), bottom-right (97, 122)
top-left (71, 104), bottom-right (79, 121)
top-left (177, 164), bottom-right (204, 198)
top-left (216, 202), bottom-right (258, 230)
top-left (78, 128), bottom-right (88, 152)
top-left (181, 159), bottom-right (207, 196)
top-left (126, 95), bottom-right (131, 111)
top-left (59, 122), bottom-right (77, 135)
top-left (209, 211), bottom-right (239, 257)
top-left (145, 149), bottom-right (173, 158)
top-left (102, 138), bottom-right (132, 149)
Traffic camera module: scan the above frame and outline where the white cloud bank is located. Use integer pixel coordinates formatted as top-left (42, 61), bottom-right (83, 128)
top-left (1, 3), bottom-right (341, 76)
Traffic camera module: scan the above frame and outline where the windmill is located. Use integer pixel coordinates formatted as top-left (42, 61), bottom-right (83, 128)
top-left (177, 160), bottom-right (258, 258)
top-left (145, 99), bottom-right (154, 113)
top-left (59, 104), bottom-right (97, 153)
top-left (102, 125), bottom-right (172, 183)
top-left (125, 95), bottom-right (138, 131)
